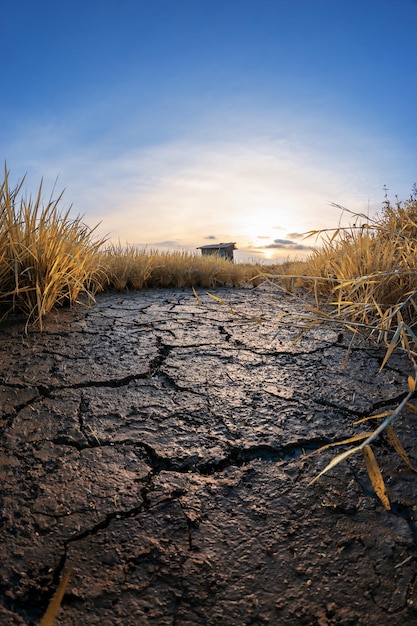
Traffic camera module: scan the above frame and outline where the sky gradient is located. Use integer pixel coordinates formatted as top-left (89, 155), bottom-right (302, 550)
top-left (2, 0), bottom-right (417, 261)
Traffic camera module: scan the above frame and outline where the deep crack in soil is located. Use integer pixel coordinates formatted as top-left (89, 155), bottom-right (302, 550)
top-left (1, 285), bottom-right (417, 625)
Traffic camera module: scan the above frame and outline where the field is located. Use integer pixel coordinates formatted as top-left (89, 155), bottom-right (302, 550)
top-left (2, 168), bottom-right (417, 623)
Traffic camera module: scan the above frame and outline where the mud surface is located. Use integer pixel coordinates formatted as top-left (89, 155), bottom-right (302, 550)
top-left (1, 285), bottom-right (417, 625)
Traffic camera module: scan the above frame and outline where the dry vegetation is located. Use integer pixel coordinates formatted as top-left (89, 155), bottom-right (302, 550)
top-left (102, 243), bottom-right (265, 291)
top-left (272, 188), bottom-right (417, 360)
top-left (307, 193), bottom-right (417, 329)
top-left (0, 170), bottom-right (107, 329)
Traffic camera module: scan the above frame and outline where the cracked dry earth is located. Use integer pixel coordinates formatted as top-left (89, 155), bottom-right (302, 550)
top-left (1, 285), bottom-right (417, 626)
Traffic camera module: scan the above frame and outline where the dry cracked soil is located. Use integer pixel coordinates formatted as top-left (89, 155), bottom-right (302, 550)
top-left (1, 284), bottom-right (417, 625)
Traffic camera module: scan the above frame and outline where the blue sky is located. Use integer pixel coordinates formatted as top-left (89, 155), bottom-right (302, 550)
top-left (2, 0), bottom-right (417, 261)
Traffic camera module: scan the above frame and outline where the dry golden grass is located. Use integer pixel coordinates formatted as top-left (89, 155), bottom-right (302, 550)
top-left (258, 190), bottom-right (417, 357)
top-left (0, 168), bottom-right (107, 329)
top-left (305, 227), bottom-right (417, 325)
top-left (300, 195), bottom-right (417, 356)
top-left (101, 243), bottom-right (264, 291)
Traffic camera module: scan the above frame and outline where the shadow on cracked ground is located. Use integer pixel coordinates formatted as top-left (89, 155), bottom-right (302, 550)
top-left (1, 284), bottom-right (417, 625)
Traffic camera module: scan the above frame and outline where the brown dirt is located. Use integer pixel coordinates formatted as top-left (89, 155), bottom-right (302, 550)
top-left (1, 285), bottom-right (417, 625)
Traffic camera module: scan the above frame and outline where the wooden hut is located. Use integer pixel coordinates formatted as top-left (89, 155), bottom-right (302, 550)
top-left (197, 242), bottom-right (236, 261)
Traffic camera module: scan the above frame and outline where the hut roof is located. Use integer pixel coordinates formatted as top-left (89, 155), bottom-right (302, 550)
top-left (196, 242), bottom-right (237, 250)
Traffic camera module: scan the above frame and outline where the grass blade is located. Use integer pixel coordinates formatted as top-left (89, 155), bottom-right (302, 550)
top-left (308, 446), bottom-right (361, 485)
top-left (353, 411), bottom-right (391, 425)
top-left (39, 560), bottom-right (75, 625)
top-left (379, 324), bottom-right (402, 372)
top-left (406, 402), bottom-right (417, 415)
top-left (386, 425), bottom-right (417, 472)
top-left (362, 445), bottom-right (391, 510)
top-left (304, 432), bottom-right (373, 459)
top-left (206, 292), bottom-right (227, 305)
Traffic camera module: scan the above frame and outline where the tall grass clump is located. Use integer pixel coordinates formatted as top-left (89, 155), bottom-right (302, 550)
top-left (0, 168), bottom-right (106, 328)
top-left (102, 244), bottom-right (263, 290)
top-left (296, 187), bottom-right (417, 342)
